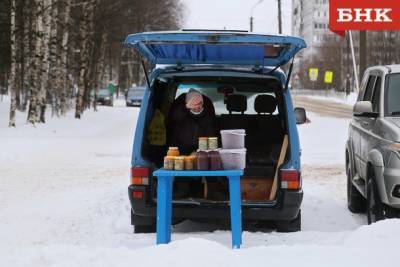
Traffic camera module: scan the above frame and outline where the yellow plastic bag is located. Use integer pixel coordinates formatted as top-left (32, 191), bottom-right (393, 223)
top-left (147, 109), bottom-right (166, 145)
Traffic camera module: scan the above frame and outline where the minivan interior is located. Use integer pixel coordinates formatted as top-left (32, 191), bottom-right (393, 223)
top-left (141, 72), bottom-right (288, 203)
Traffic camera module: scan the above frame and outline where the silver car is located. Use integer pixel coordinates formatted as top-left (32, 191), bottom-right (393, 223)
top-left (346, 64), bottom-right (400, 224)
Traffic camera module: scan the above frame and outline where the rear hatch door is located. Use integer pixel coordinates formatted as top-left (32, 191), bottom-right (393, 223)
top-left (124, 31), bottom-right (306, 67)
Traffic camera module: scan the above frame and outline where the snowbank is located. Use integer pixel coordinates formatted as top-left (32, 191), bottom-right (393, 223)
top-left (3, 220), bottom-right (400, 266)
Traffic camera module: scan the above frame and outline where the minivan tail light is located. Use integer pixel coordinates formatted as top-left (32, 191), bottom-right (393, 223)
top-left (280, 169), bottom-right (301, 189)
top-left (131, 167), bottom-right (150, 185)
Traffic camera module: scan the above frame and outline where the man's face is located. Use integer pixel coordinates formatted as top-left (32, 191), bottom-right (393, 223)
top-left (186, 94), bottom-right (203, 113)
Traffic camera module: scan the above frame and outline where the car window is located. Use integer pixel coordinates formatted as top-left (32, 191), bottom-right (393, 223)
top-left (363, 75), bottom-right (376, 101)
top-left (176, 83), bottom-right (277, 115)
top-left (357, 74), bottom-right (369, 101)
top-left (371, 76), bottom-right (381, 113)
top-left (98, 89), bottom-right (109, 96)
top-left (128, 89), bottom-right (145, 97)
top-left (386, 73), bottom-right (400, 116)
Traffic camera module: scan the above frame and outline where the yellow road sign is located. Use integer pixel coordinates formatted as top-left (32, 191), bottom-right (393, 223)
top-left (309, 68), bottom-right (318, 81)
top-left (324, 71), bottom-right (333, 84)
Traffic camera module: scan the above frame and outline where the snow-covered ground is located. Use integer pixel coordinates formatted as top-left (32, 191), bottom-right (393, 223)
top-left (1, 97), bottom-right (399, 266)
top-left (293, 90), bottom-right (358, 106)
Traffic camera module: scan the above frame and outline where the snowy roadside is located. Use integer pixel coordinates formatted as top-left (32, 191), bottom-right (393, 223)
top-left (296, 92), bottom-right (358, 107)
top-left (1, 102), bottom-right (399, 266)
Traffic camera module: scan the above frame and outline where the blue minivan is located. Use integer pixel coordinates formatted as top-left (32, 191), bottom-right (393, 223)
top-left (125, 31), bottom-right (307, 233)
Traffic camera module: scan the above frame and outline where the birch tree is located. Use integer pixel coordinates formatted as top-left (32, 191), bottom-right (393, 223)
top-left (48, 0), bottom-right (59, 116)
top-left (27, 0), bottom-right (42, 125)
top-left (8, 0), bottom-right (17, 127)
top-left (3, 0), bottom-right (184, 125)
top-left (58, 0), bottom-right (71, 116)
top-left (75, 0), bottom-right (96, 119)
top-left (37, 0), bottom-right (51, 123)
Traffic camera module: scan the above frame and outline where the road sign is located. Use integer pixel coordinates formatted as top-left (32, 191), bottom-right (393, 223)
top-left (324, 71), bottom-right (333, 84)
top-left (309, 68), bottom-right (318, 81)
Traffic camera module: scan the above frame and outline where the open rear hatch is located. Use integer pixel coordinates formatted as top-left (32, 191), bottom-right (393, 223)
top-left (124, 31), bottom-right (306, 68)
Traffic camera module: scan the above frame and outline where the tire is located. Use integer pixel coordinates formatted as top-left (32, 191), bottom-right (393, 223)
top-left (276, 210), bottom-right (301, 232)
top-left (366, 173), bottom-right (386, 225)
top-left (346, 160), bottom-right (366, 213)
top-left (131, 210), bottom-right (156, 233)
top-left (134, 224), bottom-right (156, 233)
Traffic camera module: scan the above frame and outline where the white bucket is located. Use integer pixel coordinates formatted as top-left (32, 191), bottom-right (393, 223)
top-left (220, 129), bottom-right (246, 149)
top-left (219, 148), bottom-right (246, 170)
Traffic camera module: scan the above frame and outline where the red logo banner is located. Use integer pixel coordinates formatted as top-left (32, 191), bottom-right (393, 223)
top-left (329, 0), bottom-right (400, 36)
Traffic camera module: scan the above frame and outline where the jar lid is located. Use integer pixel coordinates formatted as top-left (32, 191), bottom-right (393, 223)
top-left (165, 156), bottom-right (175, 159)
top-left (174, 156), bottom-right (185, 160)
top-left (169, 147), bottom-right (179, 150)
top-left (199, 137), bottom-right (208, 140)
top-left (208, 137), bottom-right (217, 140)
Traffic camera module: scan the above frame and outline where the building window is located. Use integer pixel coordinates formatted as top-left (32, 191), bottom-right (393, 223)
top-left (315, 23), bottom-right (318, 29)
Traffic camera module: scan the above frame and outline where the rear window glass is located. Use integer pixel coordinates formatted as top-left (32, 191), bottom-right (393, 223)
top-left (128, 88), bottom-right (145, 97)
top-left (98, 89), bottom-right (110, 95)
top-left (176, 83), bottom-right (277, 115)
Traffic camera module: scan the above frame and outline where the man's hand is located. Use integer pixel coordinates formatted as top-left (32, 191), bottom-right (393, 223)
top-left (186, 94), bottom-right (203, 113)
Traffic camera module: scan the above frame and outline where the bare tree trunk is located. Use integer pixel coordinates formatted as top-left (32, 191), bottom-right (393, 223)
top-left (92, 30), bottom-right (107, 112)
top-left (58, 0), bottom-right (71, 116)
top-left (48, 0), bottom-right (58, 117)
top-left (75, 0), bottom-right (95, 119)
top-left (37, 0), bottom-right (51, 123)
top-left (21, 0), bottom-right (33, 112)
top-left (27, 0), bottom-right (42, 125)
top-left (9, 0), bottom-right (17, 127)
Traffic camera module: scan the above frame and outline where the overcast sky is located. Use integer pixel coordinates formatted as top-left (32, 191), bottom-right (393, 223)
top-left (182, 0), bottom-right (292, 35)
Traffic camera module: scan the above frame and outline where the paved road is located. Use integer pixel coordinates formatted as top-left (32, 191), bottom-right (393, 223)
top-left (293, 95), bottom-right (353, 118)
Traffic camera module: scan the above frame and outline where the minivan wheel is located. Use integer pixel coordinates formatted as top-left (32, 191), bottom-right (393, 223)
top-left (346, 161), bottom-right (366, 213)
top-left (276, 210), bottom-right (301, 232)
top-left (134, 224), bottom-right (156, 234)
top-left (366, 175), bottom-right (385, 225)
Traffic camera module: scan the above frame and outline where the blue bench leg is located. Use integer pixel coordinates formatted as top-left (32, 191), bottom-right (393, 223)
top-left (156, 176), bottom-right (173, 245)
top-left (228, 175), bottom-right (242, 249)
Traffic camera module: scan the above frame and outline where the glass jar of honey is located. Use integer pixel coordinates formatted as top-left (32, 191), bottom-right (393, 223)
top-left (198, 137), bottom-right (208, 151)
top-left (184, 156), bottom-right (194, 170)
top-left (167, 147), bottom-right (180, 156)
top-left (208, 151), bottom-right (222, 170)
top-left (196, 151), bottom-right (209, 170)
top-left (163, 156), bottom-right (174, 170)
top-left (208, 137), bottom-right (218, 150)
top-left (174, 156), bottom-right (185, 170)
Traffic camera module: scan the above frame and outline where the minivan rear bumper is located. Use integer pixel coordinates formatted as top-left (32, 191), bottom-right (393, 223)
top-left (128, 185), bottom-right (303, 224)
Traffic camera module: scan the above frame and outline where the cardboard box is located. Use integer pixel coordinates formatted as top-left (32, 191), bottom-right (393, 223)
top-left (241, 178), bottom-right (273, 201)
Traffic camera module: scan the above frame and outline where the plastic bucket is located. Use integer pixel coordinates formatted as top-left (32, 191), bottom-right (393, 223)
top-left (220, 129), bottom-right (246, 149)
top-left (219, 148), bottom-right (246, 170)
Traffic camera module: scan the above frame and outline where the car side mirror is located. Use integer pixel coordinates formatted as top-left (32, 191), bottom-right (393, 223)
top-left (353, 101), bottom-right (378, 117)
top-left (294, 107), bottom-right (307, 124)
